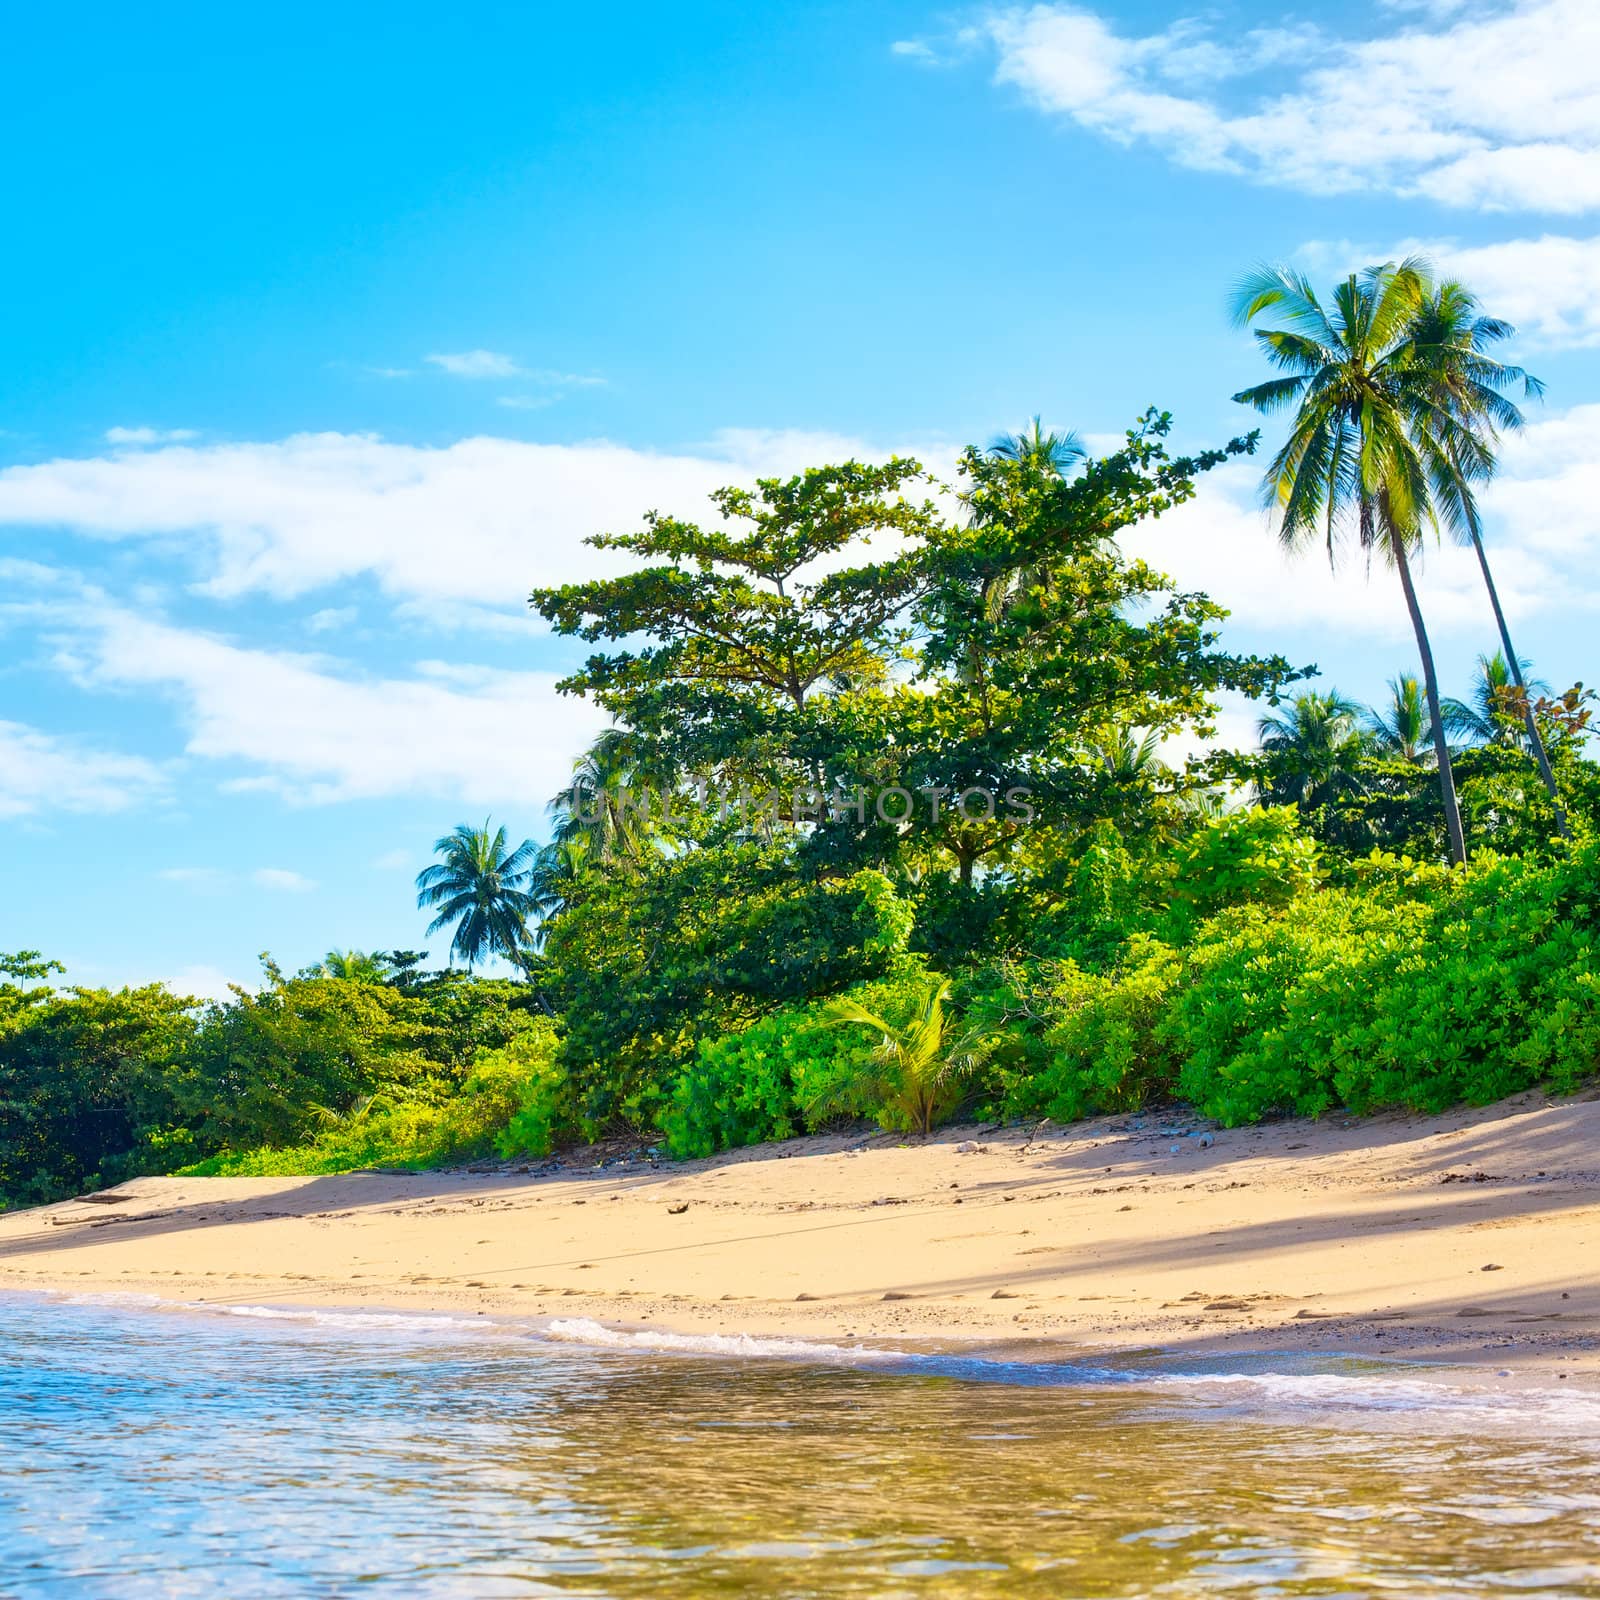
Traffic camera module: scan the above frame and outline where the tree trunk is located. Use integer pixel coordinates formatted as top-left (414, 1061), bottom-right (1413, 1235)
top-left (1394, 537), bottom-right (1468, 866)
top-left (1468, 531), bottom-right (1570, 840)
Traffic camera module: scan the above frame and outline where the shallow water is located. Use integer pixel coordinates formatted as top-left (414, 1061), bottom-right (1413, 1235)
top-left (4, 1294), bottom-right (1599, 1597)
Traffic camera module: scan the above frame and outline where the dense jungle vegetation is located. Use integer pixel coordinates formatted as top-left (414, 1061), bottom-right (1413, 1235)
top-left (7, 261), bottom-right (1597, 1207)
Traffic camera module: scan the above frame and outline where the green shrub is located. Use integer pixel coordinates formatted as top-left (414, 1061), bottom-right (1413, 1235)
top-left (1168, 845), bottom-right (1600, 1123)
top-left (1171, 892), bottom-right (1428, 1123)
top-left (1002, 938), bottom-right (1183, 1121)
top-left (659, 966), bottom-right (933, 1158)
top-left (1161, 805), bottom-right (1322, 940)
top-left (183, 1018), bottom-right (563, 1176)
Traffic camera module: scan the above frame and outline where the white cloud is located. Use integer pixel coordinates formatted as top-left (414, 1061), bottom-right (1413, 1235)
top-left (157, 866), bottom-right (229, 889)
top-left (35, 598), bottom-right (607, 806)
top-left (424, 350), bottom-right (522, 379)
top-left (161, 964), bottom-right (247, 1003)
top-left (1300, 233), bottom-right (1600, 350)
top-left (253, 867), bottom-right (317, 892)
top-left (0, 720), bottom-right (167, 819)
top-left (925, 0), bottom-right (1600, 212)
top-left (305, 605), bottom-right (357, 634)
top-left (0, 428), bottom-right (943, 612)
top-left (106, 427), bottom-right (198, 446)
top-left (1125, 405), bottom-right (1600, 645)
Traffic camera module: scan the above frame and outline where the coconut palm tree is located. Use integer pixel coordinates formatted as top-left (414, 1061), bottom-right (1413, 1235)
top-left (523, 837), bottom-right (591, 945)
top-left (1367, 674), bottom-right (1436, 764)
top-left (1256, 691), bottom-right (1372, 811)
top-left (986, 416), bottom-right (1089, 477)
top-left (1088, 724), bottom-right (1166, 782)
top-left (415, 819), bottom-right (541, 969)
top-left (1442, 651), bottom-right (1551, 748)
top-left (549, 727), bottom-right (675, 868)
top-left (1231, 259), bottom-right (1469, 862)
top-left (1403, 281), bottom-right (1565, 832)
top-left (319, 949), bottom-right (387, 983)
top-left (803, 977), bottom-right (1001, 1137)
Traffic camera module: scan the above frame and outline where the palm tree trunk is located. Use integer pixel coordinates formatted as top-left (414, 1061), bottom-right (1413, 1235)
top-left (1394, 537), bottom-right (1468, 866)
top-left (1468, 531), bottom-right (1570, 840)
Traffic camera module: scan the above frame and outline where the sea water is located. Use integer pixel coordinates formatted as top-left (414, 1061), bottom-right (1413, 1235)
top-left (3, 1292), bottom-right (1599, 1597)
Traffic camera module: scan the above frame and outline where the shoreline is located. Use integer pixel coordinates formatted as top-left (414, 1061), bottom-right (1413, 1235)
top-left (4, 1089), bottom-right (1600, 1379)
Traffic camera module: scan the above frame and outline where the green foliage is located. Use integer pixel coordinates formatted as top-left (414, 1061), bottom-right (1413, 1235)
top-left (660, 967), bottom-right (935, 1159)
top-left (0, 956), bottom-right (196, 1207)
top-left (186, 1020), bottom-right (563, 1177)
top-left (1003, 939), bottom-right (1185, 1122)
top-left (804, 975), bottom-right (1001, 1136)
top-left (1161, 805), bottom-right (1322, 938)
top-left (494, 1027), bottom-right (577, 1159)
top-left (1, 951), bottom-right (558, 1207)
top-left (174, 963), bottom-right (436, 1153)
top-left (1168, 844), bottom-right (1600, 1122)
top-left (546, 844), bottom-right (915, 1128)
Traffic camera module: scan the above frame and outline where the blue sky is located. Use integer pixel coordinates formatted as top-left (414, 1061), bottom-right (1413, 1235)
top-left (4, 0), bottom-right (1599, 994)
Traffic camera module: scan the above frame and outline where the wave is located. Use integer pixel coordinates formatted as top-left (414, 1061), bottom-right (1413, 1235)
top-left (1149, 1369), bottom-right (1600, 1430)
top-left (542, 1317), bottom-right (904, 1363)
top-left (49, 1290), bottom-right (499, 1338)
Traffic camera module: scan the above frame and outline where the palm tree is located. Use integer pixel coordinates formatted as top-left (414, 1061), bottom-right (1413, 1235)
top-left (1231, 259), bottom-right (1469, 862)
top-left (319, 949), bottom-right (387, 983)
top-left (549, 727), bottom-right (671, 868)
top-left (986, 416), bottom-right (1089, 477)
top-left (524, 837), bottom-right (591, 945)
top-left (1367, 674), bottom-right (1436, 764)
top-left (1442, 651), bottom-right (1550, 748)
top-left (1088, 724), bottom-right (1166, 782)
top-left (1404, 281), bottom-right (1566, 833)
top-left (1256, 691), bottom-right (1372, 811)
top-left (415, 819), bottom-right (541, 969)
top-left (803, 977), bottom-right (1001, 1137)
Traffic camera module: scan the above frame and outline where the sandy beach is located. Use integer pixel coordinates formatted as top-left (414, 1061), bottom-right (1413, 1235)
top-left (5, 1090), bottom-right (1599, 1373)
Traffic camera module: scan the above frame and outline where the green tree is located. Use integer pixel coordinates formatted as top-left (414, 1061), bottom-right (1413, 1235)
top-left (415, 820), bottom-right (541, 968)
top-left (1405, 279), bottom-right (1565, 832)
top-left (544, 844), bottom-right (914, 1126)
top-left (319, 949), bottom-right (387, 983)
top-left (1, 955), bottom-right (197, 1207)
top-left (1231, 259), bottom-right (1469, 863)
top-left (805, 976), bottom-right (1001, 1136)
top-left (1443, 651), bottom-right (1550, 748)
top-left (1255, 692), bottom-right (1370, 810)
top-left (531, 460), bottom-right (940, 785)
top-left (1367, 673), bottom-right (1436, 764)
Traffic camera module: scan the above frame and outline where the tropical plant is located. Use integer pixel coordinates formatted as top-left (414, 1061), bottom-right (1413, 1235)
top-left (1443, 651), bottom-right (1550, 748)
top-left (1367, 673), bottom-right (1436, 763)
top-left (523, 838), bottom-right (589, 934)
top-left (549, 727), bottom-right (672, 868)
top-left (804, 976), bottom-right (1001, 1136)
top-left (986, 416), bottom-right (1088, 476)
top-left (415, 820), bottom-right (542, 969)
top-left (1256, 691), bottom-right (1371, 810)
top-left (1403, 279), bottom-right (1564, 831)
top-left (1231, 259), bottom-right (1469, 862)
top-left (1087, 724), bottom-right (1167, 783)
top-left (319, 949), bottom-right (387, 983)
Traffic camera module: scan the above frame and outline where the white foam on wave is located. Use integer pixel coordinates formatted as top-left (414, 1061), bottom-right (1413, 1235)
top-left (1151, 1370), bottom-right (1600, 1430)
top-left (49, 1289), bottom-right (497, 1338)
top-left (197, 1302), bottom-right (496, 1335)
top-left (542, 1317), bottom-right (904, 1363)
